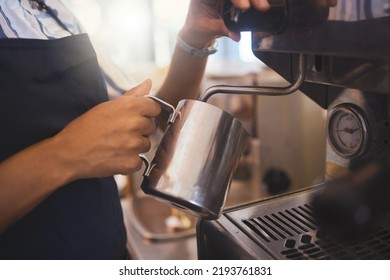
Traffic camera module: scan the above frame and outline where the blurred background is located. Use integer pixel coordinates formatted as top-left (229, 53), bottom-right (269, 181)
top-left (62, 0), bottom-right (265, 85)
top-left (62, 0), bottom-right (327, 259)
top-left (62, 0), bottom-right (325, 197)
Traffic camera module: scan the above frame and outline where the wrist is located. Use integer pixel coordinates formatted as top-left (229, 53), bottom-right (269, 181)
top-left (178, 29), bottom-right (218, 58)
top-left (179, 28), bottom-right (216, 50)
top-left (48, 135), bottom-right (80, 183)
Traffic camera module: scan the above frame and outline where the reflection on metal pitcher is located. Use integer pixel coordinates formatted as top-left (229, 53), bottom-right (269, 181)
top-left (140, 97), bottom-right (250, 220)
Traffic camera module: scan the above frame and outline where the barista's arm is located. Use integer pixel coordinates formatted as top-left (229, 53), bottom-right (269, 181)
top-left (0, 138), bottom-right (74, 233)
top-left (157, 0), bottom-right (337, 105)
top-left (0, 80), bottom-right (160, 233)
top-left (155, 35), bottom-right (208, 107)
top-left (156, 0), bottom-right (241, 106)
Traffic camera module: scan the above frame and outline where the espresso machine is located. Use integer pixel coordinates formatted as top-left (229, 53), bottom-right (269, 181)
top-left (197, 0), bottom-right (390, 259)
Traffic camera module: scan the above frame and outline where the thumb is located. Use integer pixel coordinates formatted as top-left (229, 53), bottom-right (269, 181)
top-left (123, 79), bottom-right (152, 97)
top-left (228, 31), bottom-right (241, 42)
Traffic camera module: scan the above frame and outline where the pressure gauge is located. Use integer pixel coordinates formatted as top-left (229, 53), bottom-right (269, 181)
top-left (327, 104), bottom-right (369, 158)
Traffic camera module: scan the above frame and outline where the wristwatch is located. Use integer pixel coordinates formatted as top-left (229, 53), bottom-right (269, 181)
top-left (176, 34), bottom-right (218, 58)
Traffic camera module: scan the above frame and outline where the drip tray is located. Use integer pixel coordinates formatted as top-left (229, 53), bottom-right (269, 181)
top-left (200, 185), bottom-right (390, 259)
top-left (238, 204), bottom-right (390, 259)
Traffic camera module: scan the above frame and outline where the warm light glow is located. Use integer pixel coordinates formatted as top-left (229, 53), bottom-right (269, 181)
top-left (63, 0), bottom-right (102, 35)
top-left (106, 1), bottom-right (152, 34)
top-left (63, 0), bottom-right (257, 71)
top-left (153, 0), bottom-right (190, 21)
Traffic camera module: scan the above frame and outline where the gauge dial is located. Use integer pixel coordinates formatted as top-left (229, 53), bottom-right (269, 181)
top-left (328, 105), bottom-right (369, 158)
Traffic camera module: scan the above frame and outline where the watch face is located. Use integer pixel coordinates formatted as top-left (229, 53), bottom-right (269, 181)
top-left (328, 105), bottom-right (369, 158)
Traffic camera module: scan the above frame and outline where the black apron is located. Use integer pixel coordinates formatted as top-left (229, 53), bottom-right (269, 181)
top-left (0, 34), bottom-right (127, 259)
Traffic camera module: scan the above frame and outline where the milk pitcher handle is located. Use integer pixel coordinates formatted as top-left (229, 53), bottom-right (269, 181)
top-left (139, 96), bottom-right (176, 176)
top-left (147, 95), bottom-right (176, 123)
top-left (139, 154), bottom-right (155, 177)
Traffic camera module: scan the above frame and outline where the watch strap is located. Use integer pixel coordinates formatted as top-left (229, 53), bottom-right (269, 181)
top-left (176, 34), bottom-right (217, 57)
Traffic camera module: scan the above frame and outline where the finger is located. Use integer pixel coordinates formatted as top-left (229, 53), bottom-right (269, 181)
top-left (131, 136), bottom-right (152, 154)
top-left (139, 136), bottom-right (152, 154)
top-left (142, 118), bottom-right (157, 136)
top-left (139, 97), bottom-right (161, 117)
top-left (228, 31), bottom-right (241, 42)
top-left (123, 79), bottom-right (152, 97)
top-left (231, 0), bottom-right (270, 11)
top-left (133, 156), bottom-right (144, 173)
top-left (231, 0), bottom-right (251, 10)
top-left (119, 156), bottom-right (144, 175)
top-left (251, 0), bottom-right (270, 11)
top-left (327, 0), bottom-right (337, 7)
top-left (132, 116), bottom-right (157, 136)
top-left (209, 18), bottom-right (241, 41)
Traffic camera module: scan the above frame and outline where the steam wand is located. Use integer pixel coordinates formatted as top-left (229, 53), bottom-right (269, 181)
top-left (199, 53), bottom-right (307, 102)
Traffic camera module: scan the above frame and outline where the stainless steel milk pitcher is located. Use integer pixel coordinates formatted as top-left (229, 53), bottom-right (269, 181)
top-left (140, 96), bottom-right (250, 220)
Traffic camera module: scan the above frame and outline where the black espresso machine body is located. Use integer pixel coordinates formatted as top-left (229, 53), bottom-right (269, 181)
top-left (197, 0), bottom-right (390, 260)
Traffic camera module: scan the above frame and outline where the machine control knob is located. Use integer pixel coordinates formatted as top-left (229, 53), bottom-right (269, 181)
top-left (263, 168), bottom-right (291, 195)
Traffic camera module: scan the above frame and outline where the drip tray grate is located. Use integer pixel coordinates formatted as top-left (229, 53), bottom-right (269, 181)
top-left (240, 204), bottom-right (390, 259)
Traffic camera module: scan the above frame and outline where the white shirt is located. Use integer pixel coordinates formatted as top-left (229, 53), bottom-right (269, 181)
top-left (0, 0), bottom-right (136, 99)
top-left (0, 0), bottom-right (81, 39)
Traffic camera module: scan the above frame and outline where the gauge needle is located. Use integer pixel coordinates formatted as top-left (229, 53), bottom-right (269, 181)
top-left (337, 128), bottom-right (360, 134)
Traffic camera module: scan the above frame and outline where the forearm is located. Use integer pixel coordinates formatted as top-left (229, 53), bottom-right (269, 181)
top-left (156, 36), bottom-right (209, 106)
top-left (155, 0), bottom-right (233, 105)
top-left (0, 137), bottom-right (73, 233)
top-left (0, 84), bottom-right (160, 233)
